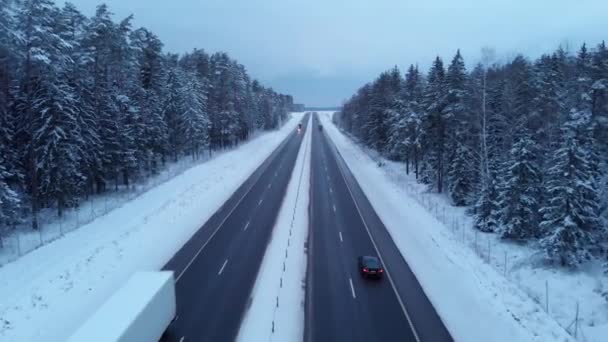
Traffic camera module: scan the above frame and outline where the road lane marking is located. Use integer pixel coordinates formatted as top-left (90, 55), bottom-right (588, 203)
top-left (329, 187), bottom-right (333, 194)
top-left (175, 124), bottom-right (294, 283)
top-left (258, 198), bottom-right (264, 206)
top-left (268, 183), bottom-right (272, 189)
top-left (339, 231), bottom-right (343, 242)
top-left (218, 259), bottom-right (228, 275)
top-left (349, 278), bottom-right (356, 299)
top-left (179, 337), bottom-right (185, 342)
top-left (275, 171), bottom-right (278, 177)
top-left (333, 204), bottom-right (336, 212)
top-left (329, 137), bottom-right (421, 342)
top-left (244, 221), bottom-right (250, 231)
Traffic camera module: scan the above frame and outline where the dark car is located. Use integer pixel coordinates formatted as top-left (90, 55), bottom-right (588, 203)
top-left (358, 255), bottom-right (384, 279)
top-left (318, 124), bottom-right (323, 131)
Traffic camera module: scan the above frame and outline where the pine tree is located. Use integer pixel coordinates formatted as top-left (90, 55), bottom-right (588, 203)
top-left (0, 159), bottom-right (21, 238)
top-left (130, 27), bottom-right (167, 174)
top-left (448, 142), bottom-right (475, 206)
top-left (474, 176), bottom-right (500, 232)
top-left (180, 73), bottom-right (210, 159)
top-left (540, 111), bottom-right (602, 267)
top-left (498, 135), bottom-right (542, 240)
top-left (420, 57), bottom-right (447, 192)
top-left (13, 0), bottom-right (84, 223)
top-left (445, 50), bottom-right (475, 205)
top-left (58, 2), bottom-right (102, 197)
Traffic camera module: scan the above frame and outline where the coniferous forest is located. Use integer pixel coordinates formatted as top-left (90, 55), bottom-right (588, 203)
top-left (0, 0), bottom-right (293, 236)
top-left (335, 44), bottom-right (608, 268)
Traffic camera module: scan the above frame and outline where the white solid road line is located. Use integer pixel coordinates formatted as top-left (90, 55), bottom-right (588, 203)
top-left (244, 221), bottom-right (250, 231)
top-left (339, 231), bottom-right (343, 242)
top-left (174, 120), bottom-right (296, 283)
top-left (349, 278), bottom-right (356, 299)
top-left (218, 259), bottom-right (229, 275)
top-left (330, 137), bottom-right (422, 342)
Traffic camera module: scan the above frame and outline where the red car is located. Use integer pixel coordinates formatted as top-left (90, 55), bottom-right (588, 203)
top-left (358, 255), bottom-right (384, 279)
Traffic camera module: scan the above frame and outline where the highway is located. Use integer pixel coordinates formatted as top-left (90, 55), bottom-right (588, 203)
top-left (159, 111), bottom-right (451, 342)
top-left (305, 114), bottom-right (452, 342)
top-left (161, 114), bottom-right (309, 342)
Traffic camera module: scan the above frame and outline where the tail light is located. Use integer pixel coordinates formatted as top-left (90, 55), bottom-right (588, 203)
top-left (363, 268), bottom-right (369, 273)
top-left (379, 269), bottom-right (384, 273)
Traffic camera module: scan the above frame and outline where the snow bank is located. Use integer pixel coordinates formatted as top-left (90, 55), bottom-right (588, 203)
top-left (0, 113), bottom-right (303, 342)
top-left (318, 111), bottom-right (573, 342)
top-left (237, 115), bottom-right (311, 342)
top-left (67, 271), bottom-right (176, 342)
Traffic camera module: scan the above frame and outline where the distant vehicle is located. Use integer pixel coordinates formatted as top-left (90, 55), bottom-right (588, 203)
top-left (358, 256), bottom-right (384, 279)
top-left (318, 124), bottom-right (323, 131)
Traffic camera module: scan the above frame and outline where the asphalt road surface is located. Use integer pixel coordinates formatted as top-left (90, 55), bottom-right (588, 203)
top-left (161, 114), bottom-right (309, 342)
top-left (305, 114), bottom-right (452, 342)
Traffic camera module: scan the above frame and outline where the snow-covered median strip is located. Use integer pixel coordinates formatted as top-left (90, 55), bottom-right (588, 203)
top-left (237, 115), bottom-right (311, 342)
top-left (0, 114), bottom-right (302, 342)
top-left (318, 112), bottom-right (573, 342)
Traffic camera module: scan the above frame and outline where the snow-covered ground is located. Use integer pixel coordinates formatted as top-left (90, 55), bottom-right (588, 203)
top-left (0, 113), bottom-right (303, 342)
top-left (237, 115), bottom-right (311, 342)
top-left (318, 111), bottom-right (577, 342)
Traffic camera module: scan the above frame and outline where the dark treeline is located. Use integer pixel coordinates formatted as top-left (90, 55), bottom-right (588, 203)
top-left (335, 43), bottom-right (608, 268)
top-left (0, 0), bottom-right (293, 233)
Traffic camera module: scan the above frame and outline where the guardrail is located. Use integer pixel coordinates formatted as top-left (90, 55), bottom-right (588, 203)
top-left (68, 271), bottom-right (176, 342)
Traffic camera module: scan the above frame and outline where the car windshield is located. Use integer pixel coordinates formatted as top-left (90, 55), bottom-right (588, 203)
top-left (364, 257), bottom-right (380, 268)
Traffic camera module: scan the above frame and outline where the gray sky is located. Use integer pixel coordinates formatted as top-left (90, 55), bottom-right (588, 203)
top-left (65, 0), bottom-right (608, 107)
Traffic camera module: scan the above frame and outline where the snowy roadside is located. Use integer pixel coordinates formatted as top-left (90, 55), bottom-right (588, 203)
top-left (237, 115), bottom-right (311, 342)
top-left (0, 113), bottom-right (303, 342)
top-left (318, 111), bottom-right (574, 342)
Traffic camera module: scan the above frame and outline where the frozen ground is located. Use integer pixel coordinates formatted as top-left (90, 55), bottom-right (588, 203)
top-left (237, 115), bottom-right (311, 342)
top-left (0, 113), bottom-right (302, 342)
top-left (318, 111), bottom-right (576, 342)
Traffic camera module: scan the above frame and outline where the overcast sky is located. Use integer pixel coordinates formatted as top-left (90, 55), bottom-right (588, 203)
top-left (64, 0), bottom-right (608, 107)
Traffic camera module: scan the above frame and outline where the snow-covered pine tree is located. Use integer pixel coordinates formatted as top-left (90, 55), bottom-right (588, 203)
top-left (13, 0), bottom-right (85, 221)
top-left (497, 134), bottom-right (542, 240)
top-left (0, 0), bottom-right (23, 227)
top-left (0, 159), bottom-right (21, 241)
top-left (162, 54), bottom-right (186, 161)
top-left (364, 70), bottom-right (398, 153)
top-left (57, 2), bottom-right (103, 198)
top-left (130, 27), bottom-right (168, 175)
top-left (106, 14), bottom-right (139, 189)
top-left (420, 57), bottom-right (447, 192)
top-left (532, 50), bottom-right (568, 162)
top-left (403, 65), bottom-right (424, 176)
top-left (180, 72), bottom-right (210, 159)
top-left (540, 110), bottom-right (602, 267)
top-left (445, 50), bottom-right (475, 205)
top-left (474, 177), bottom-right (500, 232)
top-left (589, 42), bottom-right (608, 226)
top-left (472, 66), bottom-right (508, 232)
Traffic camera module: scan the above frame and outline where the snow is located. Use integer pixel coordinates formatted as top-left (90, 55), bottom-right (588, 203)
top-left (0, 113), bottom-right (303, 342)
top-left (67, 271), bottom-right (175, 342)
top-left (237, 114), bottom-right (311, 342)
top-left (318, 111), bottom-right (576, 342)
